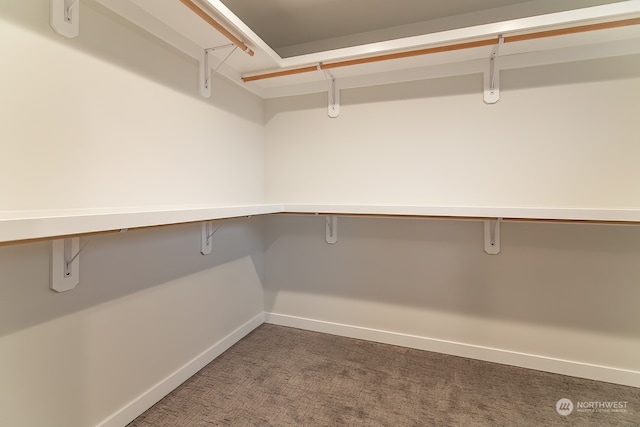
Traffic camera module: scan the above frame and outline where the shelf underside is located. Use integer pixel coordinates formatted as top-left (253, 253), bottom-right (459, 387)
top-left (2, 204), bottom-right (640, 244)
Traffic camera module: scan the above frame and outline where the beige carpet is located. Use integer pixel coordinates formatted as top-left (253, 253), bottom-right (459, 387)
top-left (130, 324), bottom-right (639, 426)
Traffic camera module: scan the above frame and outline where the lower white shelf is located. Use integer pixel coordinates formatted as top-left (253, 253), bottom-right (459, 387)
top-left (2, 203), bottom-right (640, 244)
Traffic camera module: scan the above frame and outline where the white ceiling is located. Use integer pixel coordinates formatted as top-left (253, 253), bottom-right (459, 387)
top-left (220, 0), bottom-right (532, 49)
top-left (220, 0), bottom-right (625, 56)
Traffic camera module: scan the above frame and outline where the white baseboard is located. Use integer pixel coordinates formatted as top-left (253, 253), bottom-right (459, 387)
top-left (98, 312), bottom-right (265, 427)
top-left (97, 310), bottom-right (639, 427)
top-left (265, 312), bottom-right (640, 388)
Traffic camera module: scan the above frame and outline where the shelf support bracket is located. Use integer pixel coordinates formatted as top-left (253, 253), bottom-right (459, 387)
top-left (199, 49), bottom-right (212, 98)
top-left (484, 35), bottom-right (503, 104)
top-left (326, 215), bottom-right (338, 244)
top-left (325, 69), bottom-right (340, 118)
top-left (484, 219), bottom-right (501, 255)
top-left (50, 0), bottom-right (79, 38)
top-left (50, 237), bottom-right (81, 292)
top-left (199, 44), bottom-right (237, 98)
top-left (201, 220), bottom-right (224, 255)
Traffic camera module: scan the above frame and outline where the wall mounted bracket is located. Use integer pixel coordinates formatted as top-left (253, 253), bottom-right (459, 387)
top-left (200, 44), bottom-right (237, 98)
top-left (201, 220), bottom-right (224, 255)
top-left (50, 237), bottom-right (81, 292)
top-left (325, 69), bottom-right (340, 118)
top-left (484, 219), bottom-right (501, 255)
top-left (199, 49), bottom-right (212, 98)
top-left (484, 35), bottom-right (503, 104)
top-left (326, 215), bottom-right (338, 244)
top-left (50, 0), bottom-right (79, 38)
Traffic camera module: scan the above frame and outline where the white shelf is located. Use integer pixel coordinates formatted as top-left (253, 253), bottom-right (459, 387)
top-left (0, 204), bottom-right (283, 243)
top-left (3, 203), bottom-right (639, 244)
top-left (282, 204), bottom-right (640, 223)
top-left (95, 0), bottom-right (640, 99)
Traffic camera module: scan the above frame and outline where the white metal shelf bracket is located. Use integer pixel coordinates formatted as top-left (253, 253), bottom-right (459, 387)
top-left (324, 69), bottom-right (340, 118)
top-left (484, 35), bottom-right (503, 104)
top-left (201, 216), bottom-right (254, 254)
top-left (50, 237), bottom-right (83, 292)
top-left (199, 49), bottom-right (212, 98)
top-left (484, 219), bottom-right (501, 255)
top-left (50, 0), bottom-right (79, 38)
top-left (326, 215), bottom-right (338, 244)
top-left (200, 44), bottom-right (237, 98)
top-left (201, 220), bottom-right (224, 255)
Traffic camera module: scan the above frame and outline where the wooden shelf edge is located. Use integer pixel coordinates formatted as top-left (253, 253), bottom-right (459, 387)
top-left (3, 203), bottom-right (640, 245)
top-left (0, 204), bottom-right (283, 245)
top-left (281, 204), bottom-right (640, 224)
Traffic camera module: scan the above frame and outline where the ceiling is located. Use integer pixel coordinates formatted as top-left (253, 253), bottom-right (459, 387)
top-left (219, 0), bottom-right (623, 57)
top-left (219, 0), bottom-right (534, 56)
top-left (96, 0), bottom-right (640, 99)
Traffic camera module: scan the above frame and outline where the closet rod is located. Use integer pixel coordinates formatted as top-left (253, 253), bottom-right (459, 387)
top-left (242, 16), bottom-right (640, 82)
top-left (179, 0), bottom-right (254, 56)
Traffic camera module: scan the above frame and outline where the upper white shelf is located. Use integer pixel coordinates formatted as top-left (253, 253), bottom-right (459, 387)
top-left (2, 204), bottom-right (639, 244)
top-left (95, 0), bottom-right (640, 99)
top-left (0, 204), bottom-right (283, 244)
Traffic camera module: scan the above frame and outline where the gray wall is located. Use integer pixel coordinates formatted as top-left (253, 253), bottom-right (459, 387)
top-left (0, 1), bottom-right (265, 425)
top-left (264, 215), bottom-right (640, 385)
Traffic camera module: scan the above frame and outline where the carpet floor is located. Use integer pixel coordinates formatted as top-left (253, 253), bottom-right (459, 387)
top-left (129, 324), bottom-right (640, 426)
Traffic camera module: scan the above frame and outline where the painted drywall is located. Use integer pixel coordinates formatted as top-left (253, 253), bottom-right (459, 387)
top-left (264, 215), bottom-right (640, 386)
top-left (0, 220), bottom-right (265, 427)
top-left (0, 1), bottom-right (265, 426)
top-left (0, 0), bottom-right (264, 211)
top-left (264, 55), bottom-right (640, 208)
top-left (263, 58), bottom-right (640, 386)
